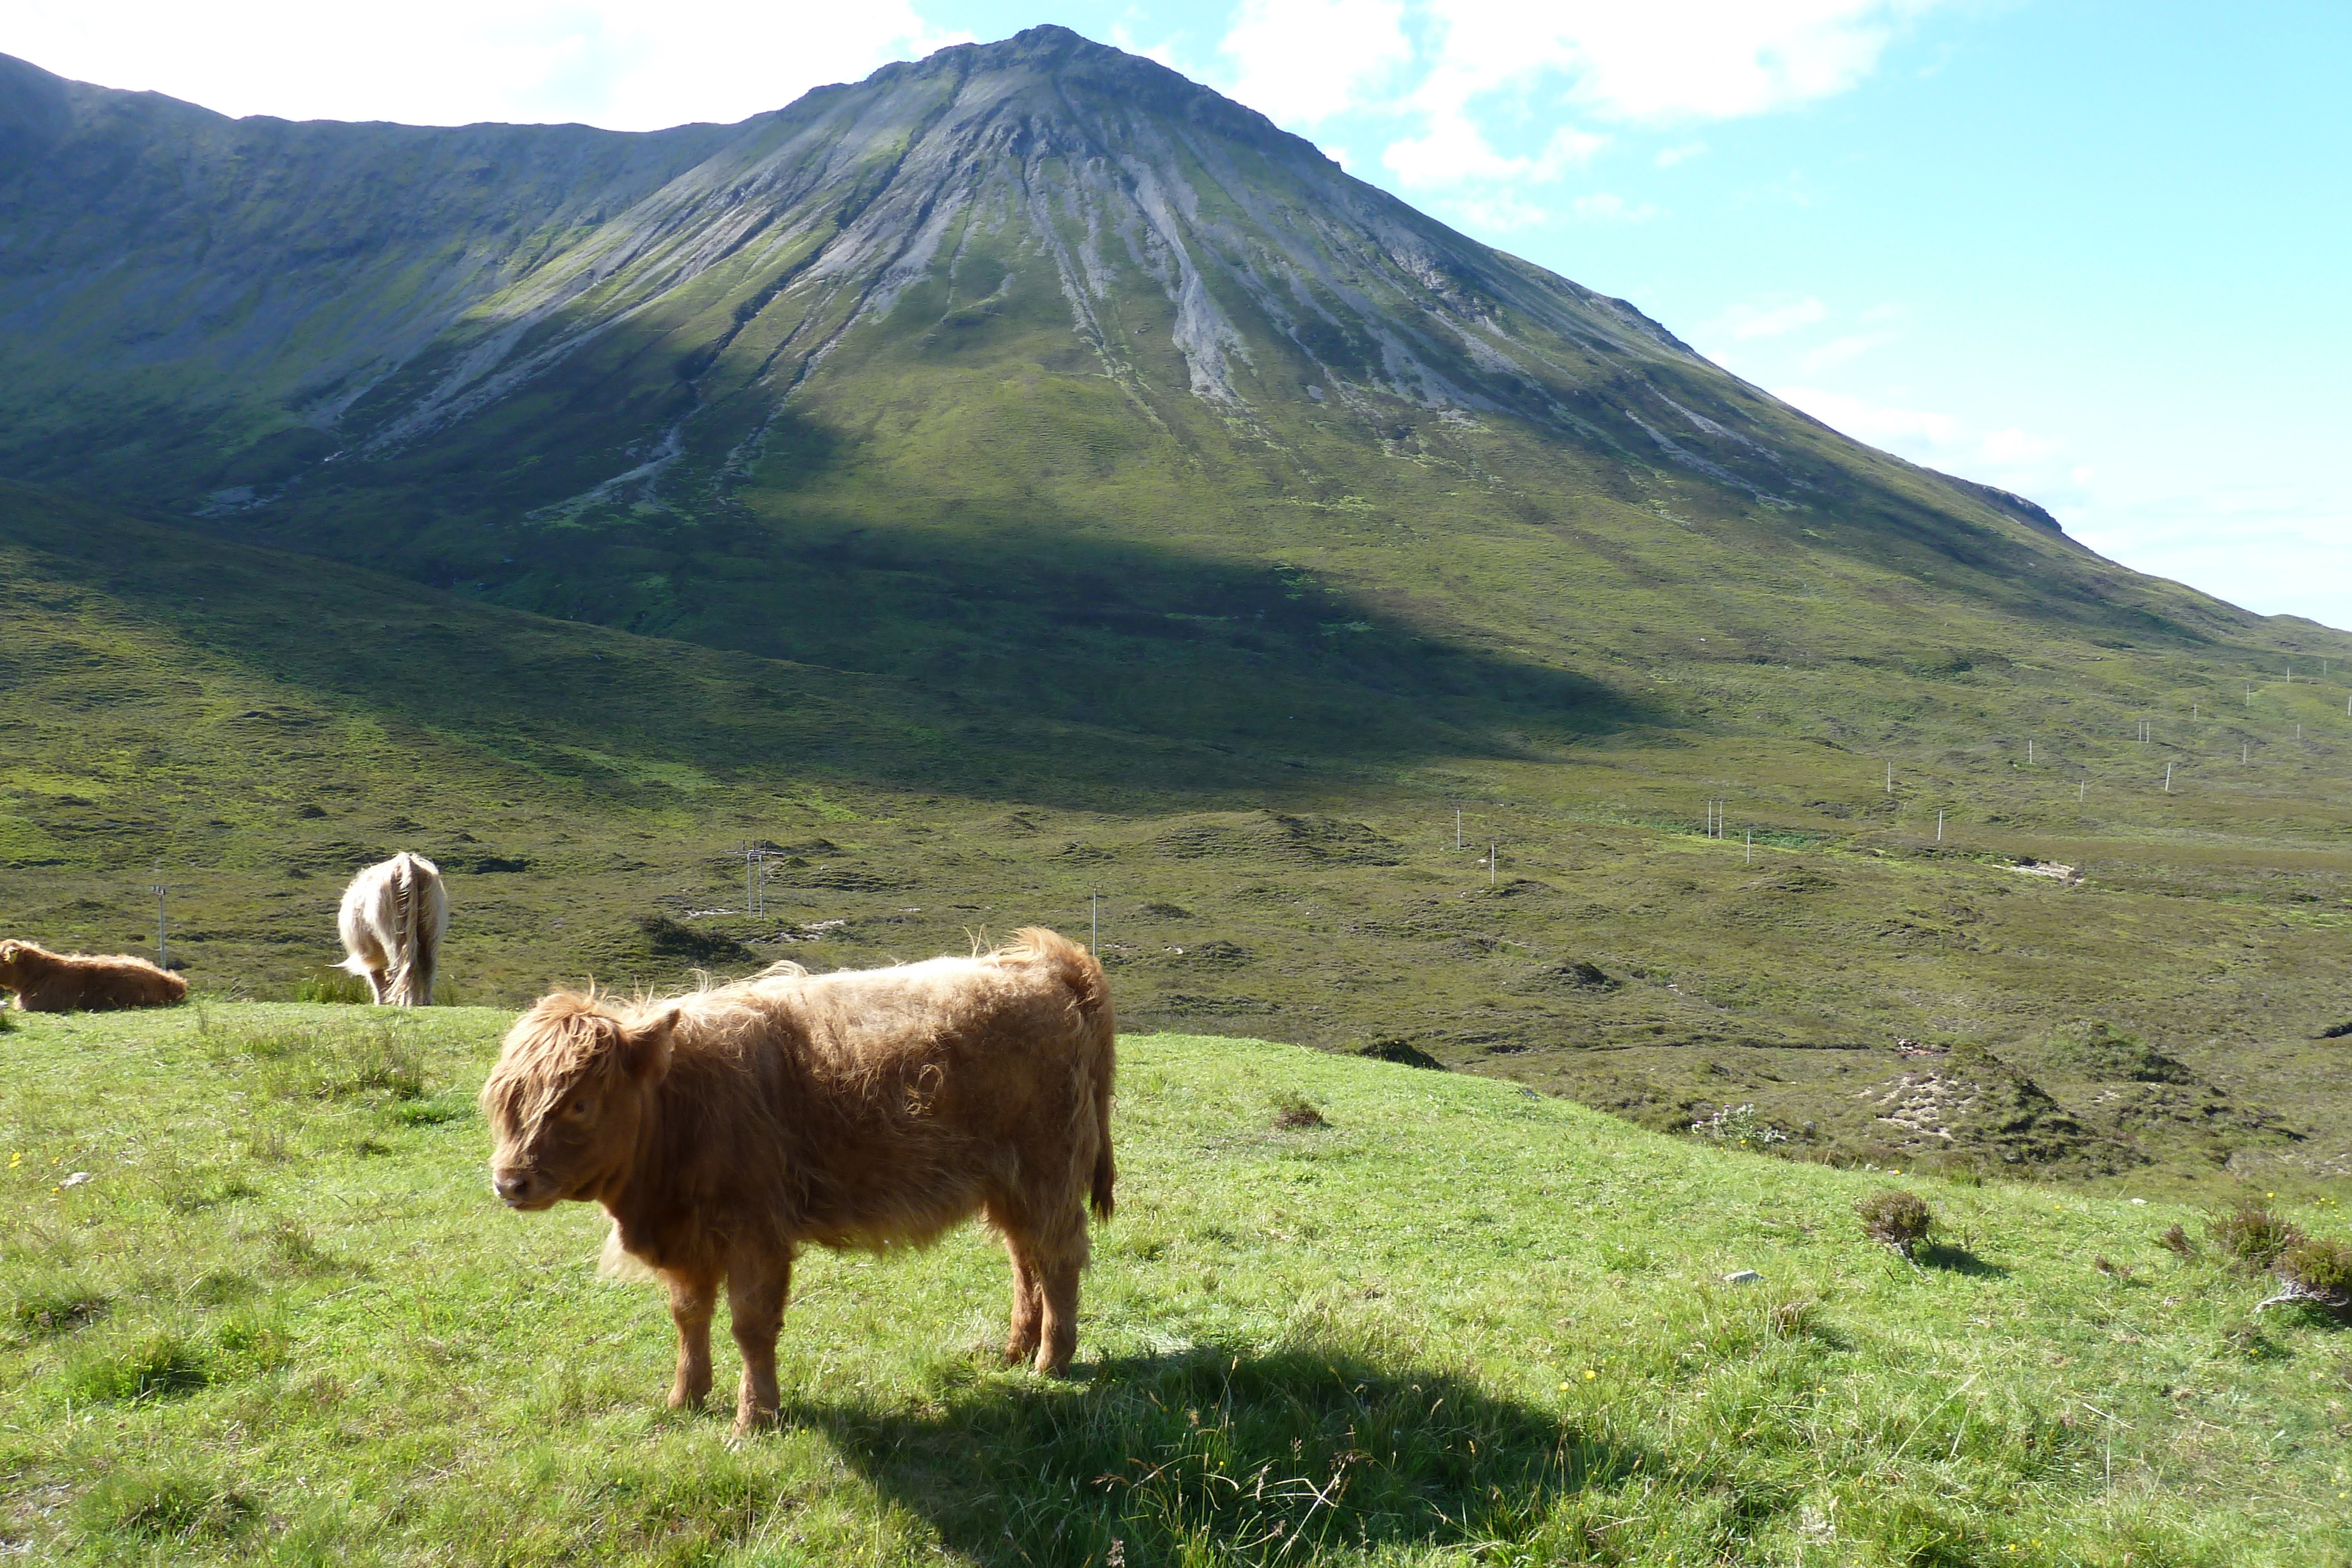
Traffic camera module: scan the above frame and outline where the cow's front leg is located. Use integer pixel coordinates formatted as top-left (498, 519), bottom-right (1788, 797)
top-left (666, 1271), bottom-right (718, 1410)
top-left (727, 1248), bottom-right (792, 1437)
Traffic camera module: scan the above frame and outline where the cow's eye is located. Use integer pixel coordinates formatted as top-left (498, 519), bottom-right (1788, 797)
top-left (559, 1094), bottom-right (595, 1122)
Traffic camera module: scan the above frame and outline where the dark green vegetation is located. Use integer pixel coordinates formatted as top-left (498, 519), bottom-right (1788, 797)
top-left (5, 28), bottom-right (2352, 1191)
top-left (7, 1007), bottom-right (2352, 1564)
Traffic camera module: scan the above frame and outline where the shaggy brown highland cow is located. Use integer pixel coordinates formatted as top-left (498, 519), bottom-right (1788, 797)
top-left (480, 928), bottom-right (1115, 1436)
top-left (0, 940), bottom-right (186, 1011)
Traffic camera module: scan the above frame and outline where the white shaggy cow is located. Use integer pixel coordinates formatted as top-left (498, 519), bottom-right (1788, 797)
top-left (335, 852), bottom-right (448, 1006)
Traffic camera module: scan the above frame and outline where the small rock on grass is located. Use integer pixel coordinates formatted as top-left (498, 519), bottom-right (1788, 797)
top-left (1722, 1269), bottom-right (1763, 1285)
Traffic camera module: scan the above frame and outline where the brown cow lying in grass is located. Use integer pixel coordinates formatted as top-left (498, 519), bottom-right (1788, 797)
top-left (0, 940), bottom-right (186, 1012)
top-left (480, 927), bottom-right (1116, 1436)
top-left (335, 852), bottom-right (447, 1006)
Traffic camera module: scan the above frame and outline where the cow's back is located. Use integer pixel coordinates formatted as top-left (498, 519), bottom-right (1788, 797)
top-left (713, 954), bottom-right (1107, 1247)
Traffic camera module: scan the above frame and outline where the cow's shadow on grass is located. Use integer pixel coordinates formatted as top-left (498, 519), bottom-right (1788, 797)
top-left (794, 1343), bottom-right (1648, 1567)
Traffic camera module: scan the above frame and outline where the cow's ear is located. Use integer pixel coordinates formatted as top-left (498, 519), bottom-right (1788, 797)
top-left (621, 1007), bottom-right (678, 1085)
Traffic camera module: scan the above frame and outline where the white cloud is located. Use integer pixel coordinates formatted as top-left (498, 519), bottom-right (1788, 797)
top-left (1544, 0), bottom-right (1937, 124)
top-left (1571, 192), bottom-right (1661, 222)
top-left (2072, 489), bottom-right (2352, 630)
top-left (1798, 330), bottom-right (1897, 370)
top-left (1976, 427), bottom-right (2062, 466)
top-left (1342, 2), bottom-right (1935, 226)
top-left (1384, 119), bottom-right (1606, 188)
top-left (1107, 24), bottom-right (1187, 72)
top-left (6, 0), bottom-right (967, 129)
top-left (1774, 384), bottom-right (2080, 499)
top-left (1219, 0), bottom-right (1411, 126)
top-left (1723, 297), bottom-right (1829, 339)
top-left (1775, 387), bottom-right (2352, 626)
top-left (1401, 0), bottom-right (1937, 129)
top-left (1779, 386), bottom-right (1962, 447)
top-left (1448, 190), bottom-right (1561, 230)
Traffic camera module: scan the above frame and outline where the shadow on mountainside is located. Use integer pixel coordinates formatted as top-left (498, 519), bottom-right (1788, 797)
top-left (801, 1343), bottom-right (1656, 1566)
top-left (4, 482), bottom-right (1654, 811)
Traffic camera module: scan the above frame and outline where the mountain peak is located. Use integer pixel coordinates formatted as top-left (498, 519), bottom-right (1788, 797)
top-left (0, 21), bottom-right (2271, 690)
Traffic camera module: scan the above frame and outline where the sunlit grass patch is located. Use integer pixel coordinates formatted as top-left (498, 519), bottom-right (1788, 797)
top-left (2, 1009), bottom-right (2350, 1563)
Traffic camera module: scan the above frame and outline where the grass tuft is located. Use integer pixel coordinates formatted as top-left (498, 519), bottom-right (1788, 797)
top-left (2270, 1236), bottom-right (2352, 1312)
top-left (9, 1279), bottom-right (108, 1339)
top-left (66, 1329), bottom-right (212, 1403)
top-left (81, 1465), bottom-right (256, 1542)
top-left (1690, 1102), bottom-right (1789, 1148)
top-left (2210, 1202), bottom-right (2303, 1269)
top-left (261, 1220), bottom-right (348, 1279)
top-left (634, 913), bottom-right (752, 964)
top-left (1269, 1092), bottom-right (1327, 1131)
top-left (1765, 1295), bottom-right (1823, 1340)
top-left (292, 968), bottom-right (371, 1004)
top-left (1856, 1189), bottom-right (1934, 1258)
top-left (330, 1028), bottom-right (427, 1101)
top-left (1354, 1037), bottom-right (1445, 1071)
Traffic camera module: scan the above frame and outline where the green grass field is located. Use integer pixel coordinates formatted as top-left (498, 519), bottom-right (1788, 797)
top-left (5, 1004), bottom-right (2350, 1564)
top-left (7, 479), bottom-right (2352, 1193)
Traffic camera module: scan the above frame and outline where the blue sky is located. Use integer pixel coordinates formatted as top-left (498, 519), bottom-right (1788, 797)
top-left (12, 1), bottom-right (2349, 627)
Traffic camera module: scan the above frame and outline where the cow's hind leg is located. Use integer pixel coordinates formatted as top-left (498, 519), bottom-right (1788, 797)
top-left (665, 1271), bottom-right (718, 1411)
top-left (1004, 1199), bottom-right (1088, 1378)
top-left (727, 1248), bottom-right (792, 1437)
top-left (987, 1196), bottom-right (1050, 1366)
top-left (998, 1232), bottom-right (1047, 1368)
top-left (1033, 1251), bottom-right (1084, 1377)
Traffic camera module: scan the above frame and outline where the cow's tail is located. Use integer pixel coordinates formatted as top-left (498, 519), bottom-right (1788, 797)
top-left (409, 855), bottom-right (443, 1006)
top-left (390, 853), bottom-right (433, 1007)
top-left (1009, 926), bottom-right (1117, 1222)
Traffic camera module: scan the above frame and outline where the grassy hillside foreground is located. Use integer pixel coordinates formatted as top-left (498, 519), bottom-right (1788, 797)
top-left (4, 1006), bottom-right (2348, 1565)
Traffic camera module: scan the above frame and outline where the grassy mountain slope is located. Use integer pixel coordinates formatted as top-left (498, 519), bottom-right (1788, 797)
top-left (5, 29), bottom-right (2344, 785)
top-left (4, 28), bottom-right (2331, 693)
top-left (0, 49), bottom-right (740, 493)
top-left (5, 1007), bottom-right (2350, 1564)
top-left (7, 480), bottom-right (2352, 1189)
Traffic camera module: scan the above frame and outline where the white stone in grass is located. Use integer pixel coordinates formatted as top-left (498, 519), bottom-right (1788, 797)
top-left (1722, 1269), bottom-right (1763, 1285)
top-left (59, 1172), bottom-right (91, 1188)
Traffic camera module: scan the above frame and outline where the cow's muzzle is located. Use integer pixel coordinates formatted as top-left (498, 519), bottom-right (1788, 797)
top-left (492, 1169), bottom-right (556, 1209)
